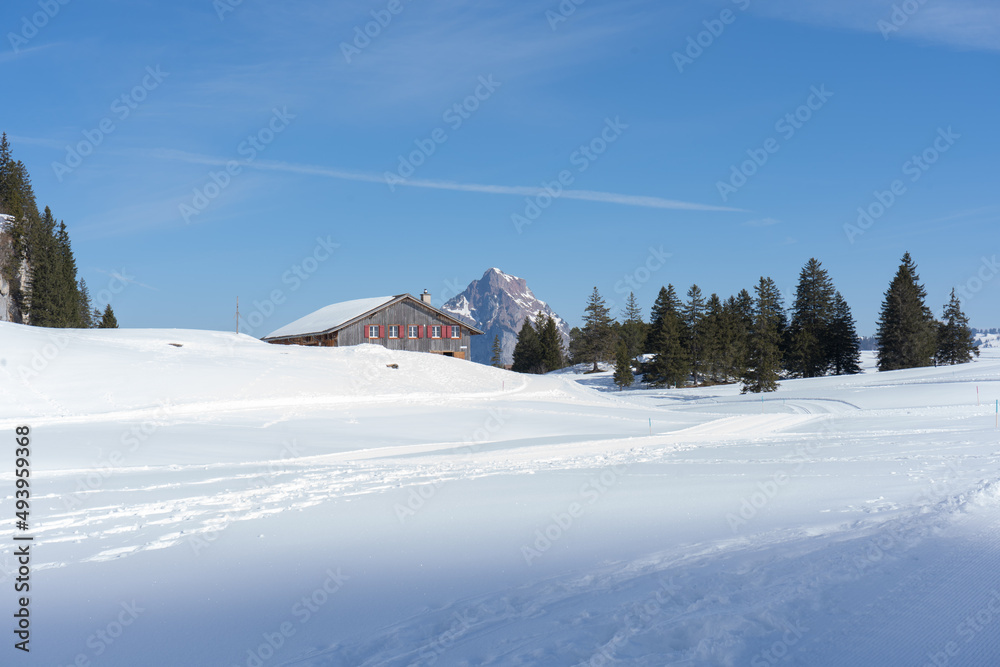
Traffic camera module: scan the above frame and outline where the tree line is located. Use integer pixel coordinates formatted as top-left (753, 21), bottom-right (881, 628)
top-left (511, 254), bottom-right (978, 393)
top-left (0, 134), bottom-right (117, 329)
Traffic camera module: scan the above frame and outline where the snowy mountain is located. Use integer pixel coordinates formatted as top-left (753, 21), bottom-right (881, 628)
top-left (442, 267), bottom-right (570, 365)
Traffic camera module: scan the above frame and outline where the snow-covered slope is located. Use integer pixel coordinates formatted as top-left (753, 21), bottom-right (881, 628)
top-left (442, 267), bottom-right (570, 365)
top-left (976, 330), bottom-right (1000, 350)
top-left (2, 322), bottom-right (1000, 665)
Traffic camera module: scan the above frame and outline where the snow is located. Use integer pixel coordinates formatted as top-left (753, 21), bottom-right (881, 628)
top-left (443, 295), bottom-right (475, 321)
top-left (3, 321), bottom-right (1000, 665)
top-left (977, 332), bottom-right (1000, 349)
top-left (262, 295), bottom-right (396, 340)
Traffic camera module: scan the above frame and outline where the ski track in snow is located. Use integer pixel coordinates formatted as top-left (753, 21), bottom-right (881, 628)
top-left (5, 408), bottom-right (830, 570)
top-left (3, 325), bottom-right (1000, 665)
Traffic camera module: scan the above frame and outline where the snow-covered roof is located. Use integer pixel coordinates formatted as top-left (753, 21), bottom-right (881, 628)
top-left (263, 294), bottom-right (485, 340)
top-left (263, 296), bottom-right (397, 340)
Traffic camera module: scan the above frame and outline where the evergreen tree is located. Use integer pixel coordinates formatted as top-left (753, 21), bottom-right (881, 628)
top-left (25, 206), bottom-right (61, 326)
top-left (54, 220), bottom-right (84, 326)
top-left (876, 252), bottom-right (937, 371)
top-left (0, 136), bottom-right (39, 323)
top-left (535, 312), bottom-right (565, 372)
top-left (646, 287), bottom-right (689, 388)
top-left (721, 289), bottom-right (754, 382)
top-left (613, 340), bottom-right (634, 390)
top-left (580, 287), bottom-right (615, 372)
top-left (568, 326), bottom-right (584, 365)
top-left (646, 285), bottom-right (682, 354)
top-left (936, 289), bottom-right (978, 365)
top-left (0, 137), bottom-right (85, 327)
top-left (511, 317), bottom-right (543, 373)
top-left (787, 258), bottom-right (836, 378)
top-left (828, 291), bottom-right (862, 375)
top-left (619, 292), bottom-right (647, 360)
top-left (490, 334), bottom-right (503, 368)
top-left (99, 304), bottom-right (118, 329)
top-left (700, 293), bottom-right (725, 383)
top-left (78, 279), bottom-right (95, 328)
top-left (684, 284), bottom-right (705, 384)
top-left (623, 291), bottom-right (642, 322)
top-left (741, 277), bottom-right (785, 393)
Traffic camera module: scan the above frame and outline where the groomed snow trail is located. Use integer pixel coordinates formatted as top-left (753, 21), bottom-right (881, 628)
top-left (3, 325), bottom-right (1000, 666)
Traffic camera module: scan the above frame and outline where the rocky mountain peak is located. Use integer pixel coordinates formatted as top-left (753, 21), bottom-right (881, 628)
top-left (442, 268), bottom-right (570, 365)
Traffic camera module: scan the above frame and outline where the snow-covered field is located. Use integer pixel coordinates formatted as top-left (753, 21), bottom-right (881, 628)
top-left (3, 322), bottom-right (1000, 666)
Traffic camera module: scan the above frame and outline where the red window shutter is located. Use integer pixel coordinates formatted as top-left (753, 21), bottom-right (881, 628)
top-left (379, 325), bottom-right (385, 338)
top-left (417, 325), bottom-right (423, 339)
top-left (426, 325), bottom-right (432, 338)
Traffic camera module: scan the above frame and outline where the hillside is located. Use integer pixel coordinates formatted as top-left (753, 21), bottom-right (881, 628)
top-left (2, 322), bottom-right (1000, 665)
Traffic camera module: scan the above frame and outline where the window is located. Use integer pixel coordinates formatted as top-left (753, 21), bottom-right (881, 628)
top-left (368, 325), bottom-right (380, 339)
top-left (388, 325), bottom-right (400, 339)
top-left (450, 325), bottom-right (460, 339)
top-left (407, 325), bottom-right (419, 339)
top-left (431, 325), bottom-right (442, 339)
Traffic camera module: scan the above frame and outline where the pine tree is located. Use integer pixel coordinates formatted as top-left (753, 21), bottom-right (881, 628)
top-left (623, 291), bottom-right (642, 322)
top-left (787, 258), bottom-right (836, 378)
top-left (828, 291), bottom-right (862, 375)
top-left (25, 207), bottom-right (60, 326)
top-left (535, 312), bottom-right (565, 372)
top-left (721, 289), bottom-right (754, 382)
top-left (741, 277), bottom-right (785, 393)
top-left (580, 287), bottom-right (615, 372)
top-left (936, 289), bottom-right (978, 365)
top-left (876, 252), bottom-right (937, 371)
top-left (511, 317), bottom-right (543, 373)
top-left (0, 136), bottom-right (88, 327)
top-left (99, 304), bottom-right (118, 329)
top-left (78, 279), bottom-right (95, 328)
top-left (568, 326), bottom-right (584, 365)
top-left (646, 287), bottom-right (689, 388)
top-left (490, 334), bottom-right (503, 367)
top-left (54, 220), bottom-right (84, 326)
top-left (619, 292), bottom-right (647, 360)
top-left (646, 285), bottom-right (682, 354)
top-left (613, 340), bottom-right (634, 390)
top-left (684, 285), bottom-right (705, 384)
top-left (0, 136), bottom-right (39, 323)
top-left (700, 293), bottom-right (724, 383)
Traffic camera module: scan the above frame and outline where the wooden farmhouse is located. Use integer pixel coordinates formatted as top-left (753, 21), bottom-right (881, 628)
top-left (261, 291), bottom-right (484, 359)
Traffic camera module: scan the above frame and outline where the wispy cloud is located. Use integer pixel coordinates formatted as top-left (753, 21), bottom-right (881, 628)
top-left (0, 42), bottom-right (59, 64)
top-left (148, 149), bottom-right (741, 213)
top-left (93, 268), bottom-right (158, 291)
top-left (752, 0), bottom-right (1000, 51)
top-left (8, 134), bottom-right (65, 151)
top-left (744, 217), bottom-right (780, 227)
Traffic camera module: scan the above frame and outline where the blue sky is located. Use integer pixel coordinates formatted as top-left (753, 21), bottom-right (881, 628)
top-left (3, 0), bottom-right (998, 336)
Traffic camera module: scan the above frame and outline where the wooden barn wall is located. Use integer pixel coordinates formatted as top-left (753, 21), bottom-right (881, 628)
top-left (336, 299), bottom-right (475, 354)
